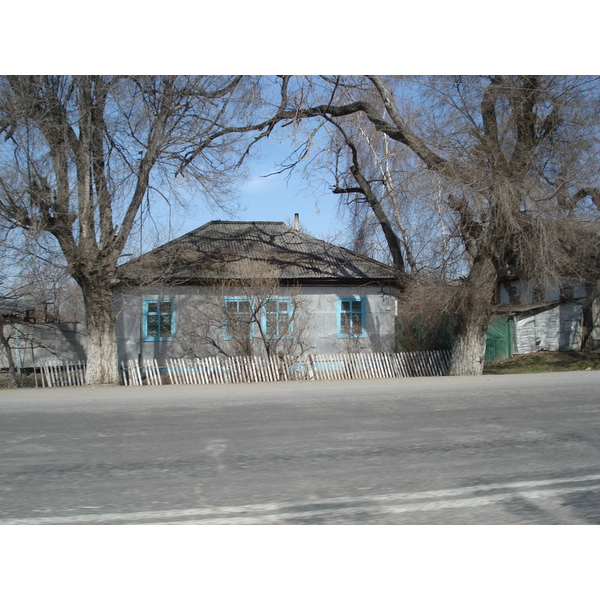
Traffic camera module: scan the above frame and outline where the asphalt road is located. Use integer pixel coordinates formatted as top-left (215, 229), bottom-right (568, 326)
top-left (1, 371), bottom-right (599, 524)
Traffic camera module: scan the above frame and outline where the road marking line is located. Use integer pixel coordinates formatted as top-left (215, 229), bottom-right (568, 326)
top-left (157, 483), bottom-right (600, 524)
top-left (3, 474), bottom-right (599, 525)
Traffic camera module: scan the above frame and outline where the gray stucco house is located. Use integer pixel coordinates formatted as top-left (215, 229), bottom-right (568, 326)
top-left (115, 221), bottom-right (399, 364)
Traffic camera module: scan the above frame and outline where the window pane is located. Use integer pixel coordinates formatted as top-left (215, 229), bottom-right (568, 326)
top-left (239, 301), bottom-right (251, 313)
top-left (147, 302), bottom-right (158, 314)
top-left (351, 301), bottom-right (362, 312)
top-left (161, 314), bottom-right (172, 336)
top-left (266, 312), bottom-right (277, 336)
top-left (280, 314), bottom-right (290, 336)
top-left (266, 300), bottom-right (276, 313)
top-left (159, 301), bottom-right (172, 314)
top-left (341, 301), bottom-right (351, 312)
top-left (147, 315), bottom-right (159, 337)
top-left (341, 312), bottom-right (350, 335)
top-left (351, 312), bottom-right (363, 334)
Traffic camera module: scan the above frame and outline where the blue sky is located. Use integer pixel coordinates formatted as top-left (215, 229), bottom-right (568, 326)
top-left (175, 137), bottom-right (345, 244)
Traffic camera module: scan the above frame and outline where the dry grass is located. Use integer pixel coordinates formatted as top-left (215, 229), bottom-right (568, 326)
top-left (483, 351), bottom-right (600, 374)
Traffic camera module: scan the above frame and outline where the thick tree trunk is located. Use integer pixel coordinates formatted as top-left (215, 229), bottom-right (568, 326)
top-left (448, 311), bottom-right (490, 376)
top-left (82, 285), bottom-right (119, 385)
top-left (448, 256), bottom-right (498, 376)
top-left (0, 320), bottom-right (18, 387)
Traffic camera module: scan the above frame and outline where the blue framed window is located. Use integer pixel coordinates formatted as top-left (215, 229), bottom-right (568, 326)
top-left (224, 297), bottom-right (253, 340)
top-left (264, 298), bottom-right (293, 338)
top-left (338, 297), bottom-right (366, 338)
top-left (143, 298), bottom-right (175, 341)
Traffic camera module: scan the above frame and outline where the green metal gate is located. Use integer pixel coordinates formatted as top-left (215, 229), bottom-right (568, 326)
top-left (485, 315), bottom-right (513, 363)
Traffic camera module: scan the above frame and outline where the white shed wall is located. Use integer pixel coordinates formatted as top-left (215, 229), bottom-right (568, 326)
top-left (499, 278), bottom-right (589, 354)
top-left (513, 307), bottom-right (560, 354)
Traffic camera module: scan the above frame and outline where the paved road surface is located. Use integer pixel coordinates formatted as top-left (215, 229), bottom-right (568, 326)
top-left (1, 371), bottom-right (599, 524)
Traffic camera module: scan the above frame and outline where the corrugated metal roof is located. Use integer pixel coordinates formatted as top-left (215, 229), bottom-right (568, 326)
top-left (119, 221), bottom-right (397, 283)
top-left (493, 301), bottom-right (560, 314)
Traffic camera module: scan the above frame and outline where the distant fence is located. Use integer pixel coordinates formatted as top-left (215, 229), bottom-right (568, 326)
top-left (120, 350), bottom-right (451, 386)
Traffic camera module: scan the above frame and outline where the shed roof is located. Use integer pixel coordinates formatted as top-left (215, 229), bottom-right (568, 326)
top-left (493, 301), bottom-right (560, 315)
top-left (118, 221), bottom-right (398, 285)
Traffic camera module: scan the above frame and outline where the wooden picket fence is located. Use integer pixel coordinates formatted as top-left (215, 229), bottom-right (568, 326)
top-left (120, 350), bottom-right (451, 386)
top-left (40, 361), bottom-right (87, 387)
top-left (308, 350), bottom-right (451, 381)
top-left (35, 351), bottom-right (451, 388)
top-left (121, 359), bottom-right (163, 386)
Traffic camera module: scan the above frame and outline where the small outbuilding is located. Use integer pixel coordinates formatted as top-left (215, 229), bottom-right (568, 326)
top-left (490, 278), bottom-right (600, 358)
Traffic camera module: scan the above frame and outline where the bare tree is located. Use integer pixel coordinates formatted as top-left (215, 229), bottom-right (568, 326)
top-left (176, 260), bottom-right (312, 359)
top-left (0, 75), bottom-right (272, 384)
top-left (0, 312), bottom-right (19, 387)
top-left (258, 75), bottom-right (600, 375)
top-left (394, 274), bottom-right (456, 352)
top-left (327, 117), bottom-right (410, 280)
top-left (7, 260), bottom-right (84, 323)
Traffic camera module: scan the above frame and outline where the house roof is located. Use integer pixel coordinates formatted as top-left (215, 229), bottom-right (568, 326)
top-left (118, 221), bottom-right (398, 285)
top-left (0, 299), bottom-right (36, 316)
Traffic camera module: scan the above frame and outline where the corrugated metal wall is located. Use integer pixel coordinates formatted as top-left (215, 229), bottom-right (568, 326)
top-left (513, 307), bottom-right (560, 354)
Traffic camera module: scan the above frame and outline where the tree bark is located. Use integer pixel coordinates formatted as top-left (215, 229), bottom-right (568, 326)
top-left (448, 255), bottom-right (498, 376)
top-left (81, 284), bottom-right (119, 385)
top-left (0, 318), bottom-right (18, 387)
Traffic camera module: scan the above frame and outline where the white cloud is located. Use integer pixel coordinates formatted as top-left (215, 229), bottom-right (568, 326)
top-left (243, 174), bottom-right (277, 194)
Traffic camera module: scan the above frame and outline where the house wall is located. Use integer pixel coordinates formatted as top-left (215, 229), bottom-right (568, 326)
top-left (559, 302), bottom-right (583, 351)
top-left (0, 322), bottom-right (87, 369)
top-left (114, 284), bottom-right (397, 364)
top-left (498, 279), bottom-right (587, 305)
